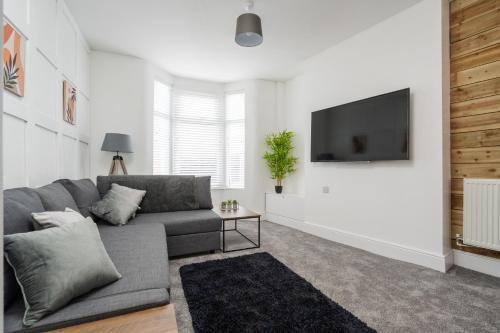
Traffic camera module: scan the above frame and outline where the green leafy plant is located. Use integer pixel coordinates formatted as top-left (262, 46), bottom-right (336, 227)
top-left (263, 130), bottom-right (298, 187)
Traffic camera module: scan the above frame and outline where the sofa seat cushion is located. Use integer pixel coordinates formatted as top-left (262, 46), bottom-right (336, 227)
top-left (4, 289), bottom-right (168, 333)
top-left (129, 210), bottom-right (222, 236)
top-left (90, 223), bottom-right (170, 299)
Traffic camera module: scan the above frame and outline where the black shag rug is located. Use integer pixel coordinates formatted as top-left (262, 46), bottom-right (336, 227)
top-left (180, 252), bottom-right (376, 333)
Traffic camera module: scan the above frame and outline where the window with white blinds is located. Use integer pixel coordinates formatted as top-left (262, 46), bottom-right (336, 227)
top-left (153, 81), bottom-right (171, 175)
top-left (172, 90), bottom-right (225, 188)
top-left (225, 92), bottom-right (245, 189)
top-left (153, 84), bottom-right (245, 189)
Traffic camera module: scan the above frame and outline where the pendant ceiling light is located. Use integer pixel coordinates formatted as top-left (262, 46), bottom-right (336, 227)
top-left (235, 0), bottom-right (263, 47)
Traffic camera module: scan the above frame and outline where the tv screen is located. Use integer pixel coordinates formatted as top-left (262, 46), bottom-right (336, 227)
top-left (311, 88), bottom-right (409, 162)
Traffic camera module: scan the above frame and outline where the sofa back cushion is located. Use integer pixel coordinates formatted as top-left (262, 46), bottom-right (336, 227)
top-left (3, 187), bottom-right (45, 309)
top-left (54, 179), bottom-right (100, 217)
top-left (96, 175), bottom-right (199, 213)
top-left (195, 176), bottom-right (213, 209)
top-left (34, 183), bottom-right (79, 212)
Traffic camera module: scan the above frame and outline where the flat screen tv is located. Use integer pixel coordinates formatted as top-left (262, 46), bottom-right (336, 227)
top-left (311, 88), bottom-right (410, 162)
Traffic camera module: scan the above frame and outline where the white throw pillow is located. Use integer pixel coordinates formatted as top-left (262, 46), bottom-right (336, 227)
top-left (32, 208), bottom-right (87, 229)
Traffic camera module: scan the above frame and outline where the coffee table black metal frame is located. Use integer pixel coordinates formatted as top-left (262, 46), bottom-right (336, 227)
top-left (215, 208), bottom-right (261, 253)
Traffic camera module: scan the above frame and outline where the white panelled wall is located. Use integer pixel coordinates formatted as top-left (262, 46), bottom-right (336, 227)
top-left (3, 0), bottom-right (90, 189)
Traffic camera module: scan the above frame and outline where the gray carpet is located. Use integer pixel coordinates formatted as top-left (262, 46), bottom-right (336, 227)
top-left (169, 220), bottom-right (500, 333)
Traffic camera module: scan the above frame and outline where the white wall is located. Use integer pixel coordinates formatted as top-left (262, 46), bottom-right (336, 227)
top-left (90, 51), bottom-right (281, 213)
top-left (277, 0), bottom-right (451, 271)
top-left (90, 51), bottom-right (148, 178)
top-left (216, 80), bottom-right (281, 213)
top-left (3, 0), bottom-right (91, 189)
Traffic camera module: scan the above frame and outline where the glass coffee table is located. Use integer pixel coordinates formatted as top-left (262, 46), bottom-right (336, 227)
top-left (213, 206), bottom-right (261, 253)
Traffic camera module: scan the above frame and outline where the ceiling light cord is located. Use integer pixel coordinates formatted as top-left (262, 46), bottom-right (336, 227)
top-left (244, 0), bottom-right (254, 12)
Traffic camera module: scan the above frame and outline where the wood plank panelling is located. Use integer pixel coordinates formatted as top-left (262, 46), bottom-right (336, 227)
top-left (451, 61), bottom-right (500, 87)
top-left (451, 178), bottom-right (464, 193)
top-left (452, 163), bottom-right (500, 178)
top-left (451, 94), bottom-right (500, 118)
top-left (452, 242), bottom-right (500, 259)
top-left (451, 44), bottom-right (500, 73)
top-left (450, 0), bottom-right (500, 259)
top-left (451, 194), bottom-right (464, 210)
top-left (452, 209), bottom-right (464, 226)
top-left (451, 0), bottom-right (500, 27)
top-left (452, 146), bottom-right (500, 163)
top-left (451, 110), bottom-right (500, 132)
top-left (451, 77), bottom-right (500, 103)
top-left (451, 225), bottom-right (463, 240)
top-left (451, 8), bottom-right (500, 42)
top-left (451, 128), bottom-right (500, 148)
top-left (450, 26), bottom-right (500, 59)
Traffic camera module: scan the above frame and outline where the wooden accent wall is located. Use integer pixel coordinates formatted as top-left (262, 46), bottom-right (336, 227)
top-left (450, 0), bottom-right (500, 259)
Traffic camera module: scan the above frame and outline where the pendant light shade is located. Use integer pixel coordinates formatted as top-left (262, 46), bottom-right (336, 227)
top-left (235, 13), bottom-right (263, 47)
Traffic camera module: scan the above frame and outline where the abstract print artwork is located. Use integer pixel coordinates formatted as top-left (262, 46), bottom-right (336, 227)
top-left (3, 21), bottom-right (26, 97)
top-left (63, 80), bottom-right (77, 125)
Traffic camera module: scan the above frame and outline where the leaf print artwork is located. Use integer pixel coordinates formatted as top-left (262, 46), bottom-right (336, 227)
top-left (3, 21), bottom-right (25, 97)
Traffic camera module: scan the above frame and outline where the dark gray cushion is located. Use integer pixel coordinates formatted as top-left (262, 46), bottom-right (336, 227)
top-left (3, 187), bottom-right (45, 308)
top-left (4, 289), bottom-right (168, 333)
top-left (3, 188), bottom-right (45, 309)
top-left (54, 179), bottom-right (101, 217)
top-left (4, 188), bottom-right (44, 235)
top-left (34, 183), bottom-right (79, 212)
top-left (97, 175), bottom-right (199, 213)
top-left (195, 176), bottom-right (213, 209)
top-left (129, 210), bottom-right (221, 236)
top-left (4, 219), bottom-right (121, 326)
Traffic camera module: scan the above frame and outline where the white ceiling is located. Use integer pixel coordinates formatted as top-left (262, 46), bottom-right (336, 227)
top-left (66, 0), bottom-right (421, 83)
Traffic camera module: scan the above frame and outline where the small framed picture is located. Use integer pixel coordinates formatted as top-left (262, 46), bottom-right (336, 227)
top-left (63, 80), bottom-right (77, 125)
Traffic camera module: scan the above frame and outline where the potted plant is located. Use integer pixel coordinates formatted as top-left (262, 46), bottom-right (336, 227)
top-left (220, 201), bottom-right (227, 211)
top-left (263, 130), bottom-right (298, 194)
top-left (232, 200), bottom-right (238, 210)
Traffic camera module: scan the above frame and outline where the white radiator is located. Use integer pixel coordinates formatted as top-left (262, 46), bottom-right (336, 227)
top-left (463, 178), bottom-right (500, 251)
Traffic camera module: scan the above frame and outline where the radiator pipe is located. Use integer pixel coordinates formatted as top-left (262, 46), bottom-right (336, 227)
top-left (455, 234), bottom-right (476, 249)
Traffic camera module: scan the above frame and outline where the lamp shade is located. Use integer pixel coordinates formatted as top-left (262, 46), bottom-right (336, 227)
top-left (235, 13), bottom-right (263, 47)
top-left (101, 133), bottom-right (133, 153)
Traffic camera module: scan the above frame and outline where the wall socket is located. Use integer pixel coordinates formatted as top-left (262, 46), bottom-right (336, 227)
top-left (322, 186), bottom-right (330, 194)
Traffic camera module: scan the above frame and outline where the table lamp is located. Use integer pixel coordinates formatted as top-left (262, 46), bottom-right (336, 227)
top-left (101, 133), bottom-right (133, 175)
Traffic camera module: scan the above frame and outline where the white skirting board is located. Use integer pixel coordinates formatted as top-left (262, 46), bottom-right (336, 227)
top-left (453, 250), bottom-right (500, 278)
top-left (265, 212), bottom-right (453, 273)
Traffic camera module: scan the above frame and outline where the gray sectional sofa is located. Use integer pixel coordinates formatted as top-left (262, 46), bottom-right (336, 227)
top-left (4, 175), bottom-right (222, 333)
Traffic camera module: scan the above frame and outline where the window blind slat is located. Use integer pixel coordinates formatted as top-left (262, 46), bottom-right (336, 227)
top-left (153, 81), bottom-right (171, 174)
top-left (172, 90), bottom-right (225, 188)
top-left (225, 93), bottom-right (245, 189)
top-left (153, 85), bottom-right (245, 189)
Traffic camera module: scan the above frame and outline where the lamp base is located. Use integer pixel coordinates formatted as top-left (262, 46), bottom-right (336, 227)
top-left (109, 155), bottom-right (128, 175)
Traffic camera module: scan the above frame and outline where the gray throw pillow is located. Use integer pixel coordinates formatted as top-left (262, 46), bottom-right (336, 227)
top-left (90, 183), bottom-right (146, 225)
top-left (4, 218), bottom-right (121, 326)
top-left (31, 208), bottom-right (86, 229)
top-left (195, 176), bottom-right (213, 209)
